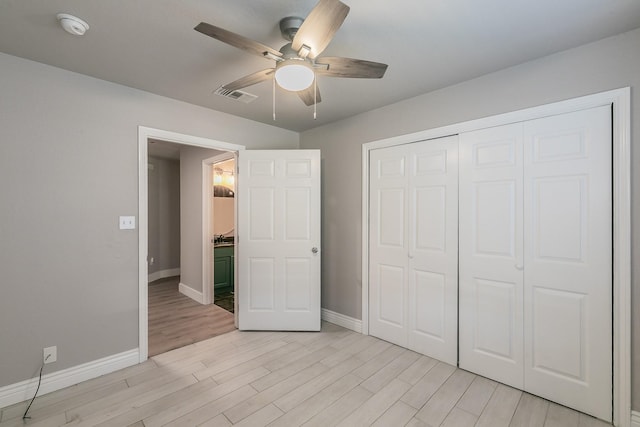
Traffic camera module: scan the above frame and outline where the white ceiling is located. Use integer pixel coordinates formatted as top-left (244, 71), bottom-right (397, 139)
top-left (1, 0), bottom-right (639, 132)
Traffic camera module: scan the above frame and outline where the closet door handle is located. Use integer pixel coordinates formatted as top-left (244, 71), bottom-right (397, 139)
top-left (515, 264), bottom-right (524, 271)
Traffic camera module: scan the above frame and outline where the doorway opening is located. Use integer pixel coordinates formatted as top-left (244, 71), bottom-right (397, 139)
top-left (138, 127), bottom-right (245, 361)
top-left (210, 157), bottom-right (236, 314)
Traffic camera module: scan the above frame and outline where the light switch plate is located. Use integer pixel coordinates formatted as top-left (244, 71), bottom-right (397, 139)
top-left (119, 216), bottom-right (136, 230)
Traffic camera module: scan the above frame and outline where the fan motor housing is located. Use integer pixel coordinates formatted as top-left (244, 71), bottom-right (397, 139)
top-left (279, 16), bottom-right (304, 41)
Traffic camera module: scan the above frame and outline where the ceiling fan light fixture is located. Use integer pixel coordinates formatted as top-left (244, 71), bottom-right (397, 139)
top-left (275, 59), bottom-right (314, 92)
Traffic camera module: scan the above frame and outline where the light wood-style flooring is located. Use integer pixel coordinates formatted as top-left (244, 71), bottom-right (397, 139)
top-left (0, 322), bottom-right (611, 426)
top-left (148, 277), bottom-right (235, 357)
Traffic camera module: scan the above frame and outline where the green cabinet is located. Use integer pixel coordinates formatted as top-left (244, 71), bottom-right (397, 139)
top-left (213, 245), bottom-right (234, 290)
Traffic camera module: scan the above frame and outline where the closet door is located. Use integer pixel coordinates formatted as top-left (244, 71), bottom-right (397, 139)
top-left (523, 106), bottom-right (612, 421)
top-left (407, 137), bottom-right (458, 364)
top-left (459, 124), bottom-right (525, 388)
top-left (369, 136), bottom-right (458, 364)
top-left (369, 144), bottom-right (409, 347)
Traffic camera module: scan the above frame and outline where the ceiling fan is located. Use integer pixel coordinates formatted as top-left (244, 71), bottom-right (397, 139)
top-left (194, 0), bottom-right (388, 106)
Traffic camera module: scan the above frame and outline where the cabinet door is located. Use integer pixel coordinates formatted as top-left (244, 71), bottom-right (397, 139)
top-left (523, 106), bottom-right (612, 421)
top-left (459, 123), bottom-right (525, 389)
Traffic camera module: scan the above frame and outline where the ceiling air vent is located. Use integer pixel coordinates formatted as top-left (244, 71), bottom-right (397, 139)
top-left (213, 87), bottom-right (258, 104)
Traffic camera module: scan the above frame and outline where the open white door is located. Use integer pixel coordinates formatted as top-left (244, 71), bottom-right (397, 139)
top-left (237, 150), bottom-right (321, 331)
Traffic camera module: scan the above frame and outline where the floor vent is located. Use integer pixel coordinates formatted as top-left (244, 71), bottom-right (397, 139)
top-left (213, 87), bottom-right (258, 103)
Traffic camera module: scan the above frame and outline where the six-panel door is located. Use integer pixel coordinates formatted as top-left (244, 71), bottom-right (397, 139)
top-left (369, 136), bottom-right (459, 365)
top-left (237, 150), bottom-right (321, 331)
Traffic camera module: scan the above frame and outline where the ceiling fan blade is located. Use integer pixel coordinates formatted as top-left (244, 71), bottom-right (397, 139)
top-left (297, 84), bottom-right (322, 106)
top-left (292, 0), bottom-right (350, 59)
top-left (195, 22), bottom-right (283, 60)
top-left (315, 57), bottom-right (388, 78)
top-left (221, 69), bottom-right (275, 92)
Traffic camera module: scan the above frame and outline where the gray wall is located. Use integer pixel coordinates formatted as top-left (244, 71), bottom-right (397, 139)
top-left (148, 156), bottom-right (180, 277)
top-left (179, 146), bottom-right (225, 294)
top-left (300, 28), bottom-right (640, 409)
top-left (0, 52), bottom-right (297, 387)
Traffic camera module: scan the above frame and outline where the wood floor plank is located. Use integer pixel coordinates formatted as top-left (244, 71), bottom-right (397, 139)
top-left (211, 342), bottom-right (302, 384)
top-left (544, 402), bottom-right (579, 427)
top-left (397, 355), bottom-right (438, 385)
top-left (224, 363), bottom-right (327, 424)
top-left (301, 385), bottom-right (373, 427)
top-left (232, 404), bottom-right (283, 427)
top-left (578, 413), bottom-right (612, 427)
top-left (67, 375), bottom-right (198, 426)
top-left (414, 369), bottom-right (475, 426)
top-left (400, 361), bottom-right (457, 409)
top-left (336, 379), bottom-right (411, 426)
top-left (352, 345), bottom-right (406, 380)
top-left (92, 377), bottom-right (218, 427)
top-left (475, 383), bottom-right (522, 427)
top-left (193, 340), bottom-right (288, 381)
top-left (142, 367), bottom-right (269, 427)
top-left (456, 374), bottom-right (498, 416)
top-left (441, 407), bottom-right (478, 427)
top-left (159, 385), bottom-right (257, 427)
top-left (250, 346), bottom-right (335, 392)
top-left (371, 400), bottom-right (417, 427)
top-left (361, 349), bottom-right (420, 393)
top-left (64, 372), bottom-right (189, 423)
top-left (509, 393), bottom-right (549, 427)
top-left (268, 374), bottom-right (363, 427)
top-left (0, 412), bottom-right (67, 427)
top-left (274, 357), bottom-right (363, 413)
top-left (198, 414), bottom-right (232, 427)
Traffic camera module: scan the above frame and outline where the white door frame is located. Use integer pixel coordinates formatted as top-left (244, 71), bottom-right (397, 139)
top-left (138, 126), bottom-right (245, 362)
top-left (361, 88), bottom-right (631, 427)
top-left (202, 151), bottom-right (235, 305)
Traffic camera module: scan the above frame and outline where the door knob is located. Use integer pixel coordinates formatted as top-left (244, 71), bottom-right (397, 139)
top-left (515, 264), bottom-right (524, 270)
top-left (311, 247), bottom-right (318, 254)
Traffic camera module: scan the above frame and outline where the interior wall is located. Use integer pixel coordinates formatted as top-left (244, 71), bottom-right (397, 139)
top-left (0, 51), bottom-right (298, 388)
top-left (179, 146), bottom-right (225, 294)
top-left (300, 28), bottom-right (640, 409)
top-left (147, 156), bottom-right (180, 277)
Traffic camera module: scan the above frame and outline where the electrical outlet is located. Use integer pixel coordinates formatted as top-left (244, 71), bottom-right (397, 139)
top-left (43, 346), bottom-right (57, 364)
top-left (119, 216), bottom-right (136, 230)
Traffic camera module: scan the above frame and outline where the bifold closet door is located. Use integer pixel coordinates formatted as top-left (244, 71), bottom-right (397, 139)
top-left (523, 106), bottom-right (612, 421)
top-left (459, 106), bottom-right (612, 421)
top-left (369, 136), bottom-right (458, 364)
top-left (458, 123), bottom-right (525, 389)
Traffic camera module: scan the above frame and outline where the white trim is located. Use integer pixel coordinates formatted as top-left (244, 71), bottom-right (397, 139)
top-left (138, 126), bottom-right (245, 363)
top-left (631, 411), bottom-right (640, 427)
top-left (202, 152), bottom-right (236, 306)
top-left (321, 309), bottom-right (362, 333)
top-left (0, 349), bottom-right (138, 408)
top-left (147, 268), bottom-right (180, 283)
top-left (361, 88), bottom-right (631, 427)
top-left (179, 282), bottom-right (204, 304)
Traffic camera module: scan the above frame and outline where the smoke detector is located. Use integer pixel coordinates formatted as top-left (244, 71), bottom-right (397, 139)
top-left (56, 13), bottom-right (90, 36)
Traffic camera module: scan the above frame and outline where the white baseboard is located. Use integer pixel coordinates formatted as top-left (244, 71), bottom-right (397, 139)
top-left (148, 268), bottom-right (180, 283)
top-left (631, 410), bottom-right (640, 427)
top-left (321, 308), bottom-right (362, 333)
top-left (0, 349), bottom-right (139, 409)
top-left (179, 282), bottom-right (204, 304)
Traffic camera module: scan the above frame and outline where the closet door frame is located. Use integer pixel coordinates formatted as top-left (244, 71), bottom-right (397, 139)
top-left (361, 88), bottom-right (631, 427)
